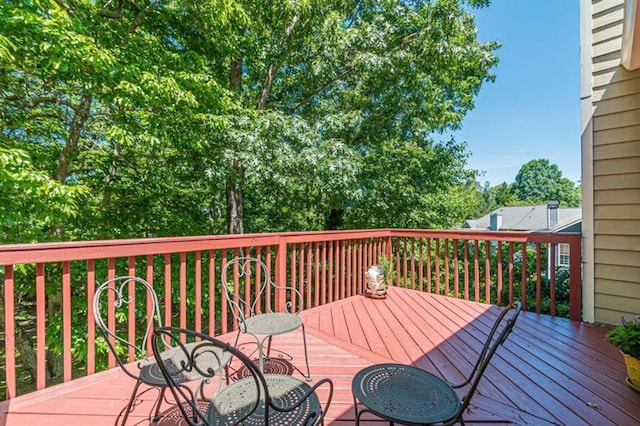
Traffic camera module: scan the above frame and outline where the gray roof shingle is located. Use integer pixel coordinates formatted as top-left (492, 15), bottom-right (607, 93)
top-left (463, 205), bottom-right (581, 232)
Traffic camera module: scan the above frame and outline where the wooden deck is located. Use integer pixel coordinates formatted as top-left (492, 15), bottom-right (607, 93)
top-left (1, 287), bottom-right (638, 425)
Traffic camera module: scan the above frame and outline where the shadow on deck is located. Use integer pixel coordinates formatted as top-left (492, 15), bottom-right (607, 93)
top-left (1, 287), bottom-right (638, 425)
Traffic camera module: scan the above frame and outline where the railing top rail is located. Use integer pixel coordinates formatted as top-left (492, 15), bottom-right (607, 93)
top-left (0, 229), bottom-right (393, 265)
top-left (0, 228), bottom-right (581, 265)
top-left (391, 229), bottom-right (581, 243)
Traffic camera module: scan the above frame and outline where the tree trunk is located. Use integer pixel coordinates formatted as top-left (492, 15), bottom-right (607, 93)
top-left (226, 159), bottom-right (244, 234)
top-left (53, 93), bottom-right (92, 239)
top-left (226, 56), bottom-right (244, 234)
top-left (55, 94), bottom-right (92, 184)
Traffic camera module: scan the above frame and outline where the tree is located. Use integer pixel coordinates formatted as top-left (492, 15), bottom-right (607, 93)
top-left (0, 0), bottom-right (239, 239)
top-left (511, 159), bottom-right (581, 207)
top-left (218, 0), bottom-right (499, 231)
top-left (2, 0), bottom-right (498, 241)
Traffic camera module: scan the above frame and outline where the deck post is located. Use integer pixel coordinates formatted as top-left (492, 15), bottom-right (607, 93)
top-left (569, 234), bottom-right (582, 322)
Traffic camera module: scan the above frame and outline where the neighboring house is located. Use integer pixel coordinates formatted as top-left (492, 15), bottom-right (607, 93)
top-left (581, 0), bottom-right (640, 325)
top-left (462, 202), bottom-right (582, 267)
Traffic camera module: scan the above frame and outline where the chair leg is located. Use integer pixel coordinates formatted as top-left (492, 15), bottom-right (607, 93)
top-left (301, 323), bottom-right (311, 381)
top-left (150, 387), bottom-right (166, 422)
top-left (119, 379), bottom-right (143, 426)
top-left (265, 335), bottom-right (273, 359)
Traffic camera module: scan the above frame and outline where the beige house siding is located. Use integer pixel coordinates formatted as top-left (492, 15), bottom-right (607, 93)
top-left (589, 0), bottom-right (640, 325)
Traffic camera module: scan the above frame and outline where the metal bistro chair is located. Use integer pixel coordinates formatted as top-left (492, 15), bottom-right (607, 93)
top-left (221, 256), bottom-right (311, 380)
top-left (152, 326), bottom-right (334, 426)
top-left (93, 276), bottom-right (231, 425)
top-left (352, 301), bottom-right (522, 425)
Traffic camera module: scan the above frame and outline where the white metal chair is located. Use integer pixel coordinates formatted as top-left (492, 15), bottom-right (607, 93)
top-left (221, 256), bottom-right (311, 381)
top-left (93, 276), bottom-right (231, 425)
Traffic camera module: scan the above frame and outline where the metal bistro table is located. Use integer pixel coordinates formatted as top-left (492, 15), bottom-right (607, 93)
top-left (351, 363), bottom-right (461, 425)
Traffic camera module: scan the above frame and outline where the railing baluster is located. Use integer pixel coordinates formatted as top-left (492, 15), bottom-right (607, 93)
top-left (328, 240), bottom-right (334, 303)
top-left (179, 252), bottom-right (187, 337)
top-left (426, 238), bottom-right (432, 293)
top-left (87, 260), bottom-right (96, 375)
top-left (321, 242), bottom-right (327, 305)
top-left (221, 251), bottom-right (228, 334)
top-left (484, 241), bottom-right (490, 304)
top-left (4, 265), bottom-right (16, 399)
top-left (208, 250), bottom-right (216, 336)
top-left (410, 239), bottom-right (416, 291)
top-left (266, 247), bottom-right (273, 311)
top-left (164, 253), bottom-right (172, 329)
top-left (536, 243), bottom-right (542, 314)
top-left (195, 251), bottom-right (202, 334)
top-left (298, 244), bottom-right (305, 308)
top-left (145, 255), bottom-right (153, 350)
top-left (453, 239), bottom-right (459, 299)
top-left (315, 242), bottom-right (320, 307)
top-left (128, 257), bottom-right (136, 361)
top-left (306, 243), bottom-right (312, 308)
top-left (463, 241), bottom-right (469, 300)
top-left (550, 244), bottom-right (556, 317)
top-left (473, 240), bottom-right (480, 302)
top-left (444, 239), bottom-right (450, 296)
top-left (496, 242), bottom-right (503, 305)
top-left (36, 263), bottom-right (46, 390)
top-left (291, 244), bottom-right (298, 312)
top-left (521, 243), bottom-right (527, 311)
top-left (107, 258), bottom-right (116, 368)
top-left (62, 261), bottom-right (71, 382)
top-left (508, 243), bottom-right (514, 304)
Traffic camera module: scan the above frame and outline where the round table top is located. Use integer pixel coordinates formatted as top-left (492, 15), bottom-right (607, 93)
top-left (352, 363), bottom-right (461, 425)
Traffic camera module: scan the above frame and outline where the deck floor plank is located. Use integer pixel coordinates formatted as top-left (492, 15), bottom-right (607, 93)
top-left (1, 287), bottom-right (638, 425)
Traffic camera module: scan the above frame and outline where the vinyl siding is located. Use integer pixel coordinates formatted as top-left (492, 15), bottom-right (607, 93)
top-left (590, 0), bottom-right (640, 325)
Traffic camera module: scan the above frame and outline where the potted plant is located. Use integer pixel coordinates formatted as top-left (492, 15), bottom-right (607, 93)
top-left (605, 314), bottom-right (640, 391)
top-left (364, 254), bottom-right (395, 299)
top-left (377, 254), bottom-right (395, 287)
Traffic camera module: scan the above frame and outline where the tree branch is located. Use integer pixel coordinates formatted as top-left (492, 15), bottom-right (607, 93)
top-left (4, 94), bottom-right (80, 111)
top-left (256, 14), bottom-right (301, 110)
top-left (292, 28), bottom-right (422, 112)
top-left (98, 0), bottom-right (125, 19)
top-left (55, 94), bottom-right (93, 183)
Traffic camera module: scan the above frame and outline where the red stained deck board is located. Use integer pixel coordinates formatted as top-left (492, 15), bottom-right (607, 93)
top-left (1, 287), bottom-right (639, 425)
top-left (349, 297), bottom-right (392, 359)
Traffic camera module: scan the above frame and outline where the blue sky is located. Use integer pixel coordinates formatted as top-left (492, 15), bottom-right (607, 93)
top-left (447, 0), bottom-right (581, 187)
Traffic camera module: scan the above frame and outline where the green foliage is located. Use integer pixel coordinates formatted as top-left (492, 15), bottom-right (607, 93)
top-left (0, 147), bottom-right (87, 242)
top-left (466, 180), bottom-right (517, 219)
top-left (511, 159), bottom-right (581, 207)
top-left (468, 159), bottom-right (581, 219)
top-left (2, 0), bottom-right (498, 239)
top-left (605, 315), bottom-right (640, 359)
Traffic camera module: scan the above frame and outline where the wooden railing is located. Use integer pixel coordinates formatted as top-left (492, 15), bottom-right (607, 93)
top-left (0, 229), bottom-right (581, 399)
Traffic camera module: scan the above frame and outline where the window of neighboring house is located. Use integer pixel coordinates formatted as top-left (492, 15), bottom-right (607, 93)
top-left (558, 243), bottom-right (570, 267)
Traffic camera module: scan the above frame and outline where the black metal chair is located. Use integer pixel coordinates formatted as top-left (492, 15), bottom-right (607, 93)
top-left (221, 256), bottom-right (311, 380)
top-left (151, 326), bottom-right (334, 426)
top-left (93, 276), bottom-right (231, 425)
top-left (351, 301), bottom-right (522, 425)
